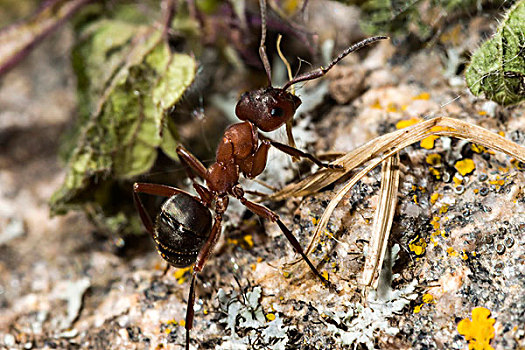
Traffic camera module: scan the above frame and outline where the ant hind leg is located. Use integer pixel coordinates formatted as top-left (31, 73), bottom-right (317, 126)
top-left (234, 190), bottom-right (338, 292)
top-left (184, 203), bottom-right (227, 349)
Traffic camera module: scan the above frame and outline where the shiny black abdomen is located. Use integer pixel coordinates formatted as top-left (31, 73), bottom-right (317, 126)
top-left (153, 193), bottom-right (212, 267)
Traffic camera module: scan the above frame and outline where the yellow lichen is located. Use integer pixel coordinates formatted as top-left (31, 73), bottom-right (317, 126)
top-left (243, 234), bottom-right (254, 248)
top-left (447, 247), bottom-right (457, 257)
top-left (429, 167), bottom-right (441, 179)
top-left (173, 267), bottom-right (192, 284)
top-left (422, 293), bottom-right (435, 304)
top-left (179, 320), bottom-right (186, 327)
top-left (497, 131), bottom-right (505, 137)
top-left (396, 118), bottom-right (421, 129)
top-left (430, 192), bottom-right (441, 204)
top-left (453, 175), bottom-right (463, 186)
top-left (511, 158), bottom-right (525, 170)
top-left (371, 100), bottom-right (382, 109)
top-left (420, 135), bottom-right (439, 149)
top-left (461, 251), bottom-right (469, 260)
top-left (413, 194), bottom-right (419, 204)
top-left (455, 159), bottom-right (476, 176)
top-left (426, 154), bottom-right (442, 166)
top-left (413, 92), bottom-right (430, 100)
top-left (409, 237), bottom-right (427, 256)
top-left (457, 307), bottom-right (496, 350)
top-left (322, 270), bottom-right (329, 281)
top-left (386, 103), bottom-right (398, 112)
top-left (471, 144), bottom-right (486, 154)
top-left (266, 313), bottom-right (276, 321)
top-left (413, 304), bottom-right (423, 313)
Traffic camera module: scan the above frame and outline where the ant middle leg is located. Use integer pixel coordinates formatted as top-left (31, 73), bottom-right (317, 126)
top-left (232, 187), bottom-right (337, 291)
top-left (260, 136), bottom-right (343, 170)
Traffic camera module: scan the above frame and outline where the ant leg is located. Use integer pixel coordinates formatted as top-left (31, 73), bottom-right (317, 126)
top-left (233, 189), bottom-right (337, 291)
top-left (162, 263), bottom-right (170, 277)
top-left (239, 140), bottom-right (271, 178)
top-left (261, 136), bottom-right (343, 170)
top-left (176, 145), bottom-right (214, 205)
top-left (185, 272), bottom-right (197, 350)
top-left (185, 197), bottom-right (228, 349)
top-left (282, 36), bottom-right (388, 90)
top-left (176, 145), bottom-right (208, 181)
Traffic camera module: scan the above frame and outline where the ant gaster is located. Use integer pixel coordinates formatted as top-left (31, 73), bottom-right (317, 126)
top-left (133, 1), bottom-right (387, 348)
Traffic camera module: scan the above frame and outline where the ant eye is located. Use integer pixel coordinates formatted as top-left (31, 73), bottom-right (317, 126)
top-left (270, 107), bottom-right (284, 117)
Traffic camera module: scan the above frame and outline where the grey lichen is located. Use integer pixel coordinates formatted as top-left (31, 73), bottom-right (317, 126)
top-left (217, 286), bottom-right (291, 350)
top-left (319, 245), bottom-right (418, 349)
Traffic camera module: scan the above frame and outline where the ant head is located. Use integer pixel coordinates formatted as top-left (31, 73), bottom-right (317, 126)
top-left (235, 88), bottom-right (302, 132)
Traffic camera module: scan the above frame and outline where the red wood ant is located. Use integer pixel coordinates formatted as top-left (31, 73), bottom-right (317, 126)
top-left (133, 1), bottom-right (386, 348)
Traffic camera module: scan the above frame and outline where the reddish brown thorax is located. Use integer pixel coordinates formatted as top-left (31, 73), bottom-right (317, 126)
top-left (235, 88), bottom-right (302, 132)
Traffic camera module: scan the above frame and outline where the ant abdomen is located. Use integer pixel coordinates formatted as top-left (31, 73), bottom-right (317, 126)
top-left (153, 193), bottom-right (212, 267)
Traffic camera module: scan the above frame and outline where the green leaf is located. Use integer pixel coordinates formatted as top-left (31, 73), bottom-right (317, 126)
top-left (465, 0), bottom-right (525, 106)
top-left (51, 23), bottom-right (196, 216)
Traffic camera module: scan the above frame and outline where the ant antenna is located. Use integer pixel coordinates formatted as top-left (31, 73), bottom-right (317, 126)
top-left (259, 0), bottom-right (273, 86)
top-left (282, 35), bottom-right (388, 91)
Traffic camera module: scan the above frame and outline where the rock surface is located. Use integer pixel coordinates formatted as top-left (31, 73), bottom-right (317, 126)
top-left (0, 3), bottom-right (524, 350)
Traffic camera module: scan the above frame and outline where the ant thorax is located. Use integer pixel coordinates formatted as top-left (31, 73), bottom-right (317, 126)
top-left (235, 88), bottom-right (302, 132)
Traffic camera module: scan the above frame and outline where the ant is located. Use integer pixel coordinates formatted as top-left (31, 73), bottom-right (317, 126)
top-left (133, 1), bottom-right (387, 348)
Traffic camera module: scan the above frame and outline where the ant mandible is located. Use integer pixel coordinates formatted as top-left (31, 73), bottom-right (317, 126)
top-left (133, 1), bottom-right (387, 348)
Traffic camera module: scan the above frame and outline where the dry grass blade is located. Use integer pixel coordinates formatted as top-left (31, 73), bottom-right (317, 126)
top-left (361, 153), bottom-right (399, 288)
top-left (271, 116), bottom-right (525, 200)
top-left (279, 116), bottom-right (525, 271)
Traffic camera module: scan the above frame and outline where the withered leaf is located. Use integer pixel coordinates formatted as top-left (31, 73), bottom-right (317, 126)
top-left (51, 22), bottom-right (196, 215)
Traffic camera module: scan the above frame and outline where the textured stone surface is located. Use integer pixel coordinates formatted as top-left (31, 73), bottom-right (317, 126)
top-left (0, 2), bottom-right (524, 350)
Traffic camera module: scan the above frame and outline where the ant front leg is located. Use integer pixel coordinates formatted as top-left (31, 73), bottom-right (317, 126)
top-left (260, 135), bottom-right (343, 170)
top-left (176, 145), bottom-right (213, 205)
top-left (232, 187), bottom-right (338, 292)
top-left (184, 195), bottom-right (228, 350)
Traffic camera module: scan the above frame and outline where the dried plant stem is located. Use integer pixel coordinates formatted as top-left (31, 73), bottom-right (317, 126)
top-left (276, 116), bottom-right (525, 286)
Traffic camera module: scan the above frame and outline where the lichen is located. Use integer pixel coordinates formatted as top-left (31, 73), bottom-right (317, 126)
top-left (455, 159), bottom-right (476, 176)
top-left (217, 286), bottom-right (291, 350)
top-left (457, 307), bottom-right (496, 350)
top-left (321, 280), bottom-right (418, 349)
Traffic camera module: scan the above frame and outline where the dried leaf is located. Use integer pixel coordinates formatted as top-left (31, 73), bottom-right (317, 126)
top-left (465, 0), bottom-right (525, 106)
top-left (361, 153), bottom-right (399, 288)
top-left (50, 25), bottom-right (196, 215)
top-left (279, 117), bottom-right (525, 277)
top-left (271, 117), bottom-right (525, 200)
